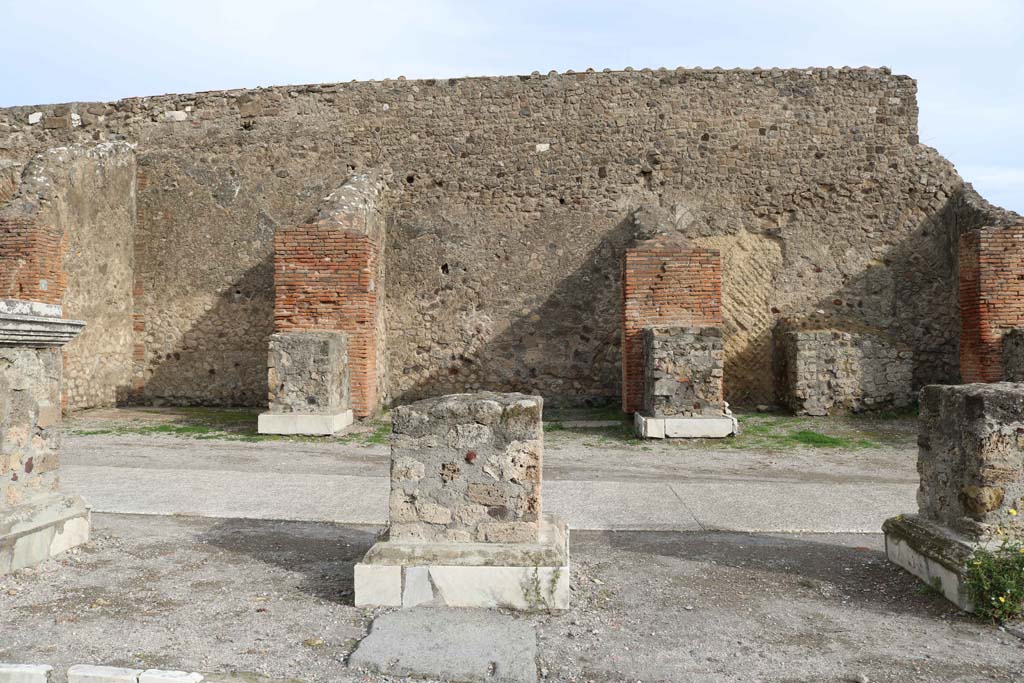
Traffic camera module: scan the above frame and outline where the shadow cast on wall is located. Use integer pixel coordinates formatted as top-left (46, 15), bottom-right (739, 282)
top-left (124, 181), bottom-right (1016, 413)
top-left (121, 253), bottom-right (275, 407)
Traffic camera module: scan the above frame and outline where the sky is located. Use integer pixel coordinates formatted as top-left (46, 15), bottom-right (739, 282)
top-left (0, 0), bottom-right (1020, 211)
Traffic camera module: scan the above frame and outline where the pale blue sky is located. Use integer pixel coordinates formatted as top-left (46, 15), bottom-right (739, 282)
top-left (1, 0), bottom-right (1020, 211)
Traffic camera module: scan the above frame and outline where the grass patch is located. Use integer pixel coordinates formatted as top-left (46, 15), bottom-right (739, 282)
top-left (965, 527), bottom-right (1024, 622)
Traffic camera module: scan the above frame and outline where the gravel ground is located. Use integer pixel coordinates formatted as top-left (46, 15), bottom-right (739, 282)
top-left (1, 513), bottom-right (1021, 683)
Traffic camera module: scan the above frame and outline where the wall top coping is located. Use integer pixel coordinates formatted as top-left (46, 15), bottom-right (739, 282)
top-left (0, 299), bottom-right (84, 348)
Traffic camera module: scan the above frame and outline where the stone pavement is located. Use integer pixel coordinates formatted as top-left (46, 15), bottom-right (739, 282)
top-left (59, 430), bottom-right (917, 533)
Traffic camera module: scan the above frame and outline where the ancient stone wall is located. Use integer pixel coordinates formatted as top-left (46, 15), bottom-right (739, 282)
top-left (0, 68), bottom-right (1018, 408)
top-left (959, 224), bottom-right (1024, 383)
top-left (0, 144), bottom-right (136, 410)
top-left (773, 320), bottom-right (914, 415)
top-left (642, 326), bottom-right (724, 417)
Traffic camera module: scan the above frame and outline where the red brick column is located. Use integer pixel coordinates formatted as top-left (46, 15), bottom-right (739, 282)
top-left (622, 238), bottom-right (722, 413)
top-left (959, 225), bottom-right (1024, 383)
top-left (273, 224), bottom-right (383, 418)
top-left (0, 215), bottom-right (65, 304)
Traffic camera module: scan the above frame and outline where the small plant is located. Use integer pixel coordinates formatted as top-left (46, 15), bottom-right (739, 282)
top-left (965, 512), bottom-right (1024, 622)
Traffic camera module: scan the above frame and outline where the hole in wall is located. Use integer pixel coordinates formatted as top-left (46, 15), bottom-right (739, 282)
top-left (559, 197), bottom-right (566, 205)
top-left (406, 174), bottom-right (416, 184)
top-left (441, 263), bottom-right (450, 275)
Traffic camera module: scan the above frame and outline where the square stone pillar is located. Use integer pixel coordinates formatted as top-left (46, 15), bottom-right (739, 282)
top-left (883, 383), bottom-right (1024, 611)
top-left (0, 299), bottom-right (87, 575)
top-left (257, 331), bottom-right (353, 435)
top-left (354, 392), bottom-right (569, 610)
top-left (633, 326), bottom-right (737, 439)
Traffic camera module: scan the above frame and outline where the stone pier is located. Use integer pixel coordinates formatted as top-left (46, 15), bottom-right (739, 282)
top-left (633, 326), bottom-right (737, 439)
top-left (257, 331), bottom-right (353, 435)
top-left (354, 392), bottom-right (569, 610)
top-left (883, 383), bottom-right (1024, 611)
top-left (0, 298), bottom-right (87, 574)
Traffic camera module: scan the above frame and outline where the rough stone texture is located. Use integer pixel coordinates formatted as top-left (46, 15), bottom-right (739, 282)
top-left (959, 224), bottom-right (1024, 383)
top-left (773, 319), bottom-right (914, 416)
top-left (273, 173), bottom-right (386, 416)
top-left (916, 383), bottom-right (1024, 540)
top-left (389, 392), bottom-right (542, 543)
top-left (622, 237), bottom-right (722, 412)
top-left (0, 143), bottom-right (136, 411)
top-left (0, 347), bottom-right (63, 507)
top-left (266, 332), bottom-right (349, 415)
top-left (642, 326), bottom-right (725, 417)
top-left (0, 69), bottom-right (1019, 408)
top-left (1002, 329), bottom-right (1024, 382)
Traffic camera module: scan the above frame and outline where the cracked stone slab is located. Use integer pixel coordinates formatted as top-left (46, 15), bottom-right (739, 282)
top-left (347, 608), bottom-right (537, 683)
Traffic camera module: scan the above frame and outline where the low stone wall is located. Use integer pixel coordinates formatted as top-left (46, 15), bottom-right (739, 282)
top-left (642, 326), bottom-right (724, 417)
top-left (774, 321), bottom-right (914, 415)
top-left (389, 392), bottom-right (543, 543)
top-left (917, 383), bottom-right (1024, 540)
top-left (1002, 329), bottom-right (1024, 382)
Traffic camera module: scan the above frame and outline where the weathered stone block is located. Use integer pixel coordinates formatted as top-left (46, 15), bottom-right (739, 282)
top-left (389, 392), bottom-right (543, 543)
top-left (774, 320), bottom-right (914, 415)
top-left (0, 663), bottom-right (53, 683)
top-left (266, 331), bottom-right (349, 414)
top-left (916, 382), bottom-right (1024, 540)
top-left (1002, 329), bottom-right (1024, 382)
top-left (642, 326), bottom-right (724, 417)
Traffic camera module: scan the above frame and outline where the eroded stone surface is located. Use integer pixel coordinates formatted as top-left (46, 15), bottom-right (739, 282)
top-left (1002, 329), bottom-right (1024, 382)
top-left (390, 392), bottom-right (543, 543)
top-left (774, 320), bottom-right (914, 416)
top-left (266, 332), bottom-right (349, 415)
top-left (916, 382), bottom-right (1024, 540)
top-left (642, 326), bottom-right (725, 417)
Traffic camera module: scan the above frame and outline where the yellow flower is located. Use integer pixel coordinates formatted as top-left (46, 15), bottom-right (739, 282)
top-left (1011, 509), bottom-right (1019, 516)
top-left (999, 596), bottom-right (1007, 604)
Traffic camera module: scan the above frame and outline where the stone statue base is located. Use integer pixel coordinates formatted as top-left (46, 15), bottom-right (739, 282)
top-left (257, 409), bottom-right (353, 435)
top-left (882, 514), bottom-right (980, 612)
top-left (355, 514), bottom-right (569, 610)
top-left (1, 494), bottom-right (90, 575)
top-left (634, 412), bottom-right (738, 439)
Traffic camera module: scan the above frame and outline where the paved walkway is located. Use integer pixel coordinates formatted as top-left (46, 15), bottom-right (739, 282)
top-left (61, 431), bottom-right (918, 533)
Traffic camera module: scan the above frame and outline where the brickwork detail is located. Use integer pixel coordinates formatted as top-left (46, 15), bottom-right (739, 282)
top-left (642, 326), bottom-right (725, 417)
top-left (916, 383), bottom-right (1024, 540)
top-left (959, 225), bottom-right (1024, 383)
top-left (0, 215), bottom-right (64, 305)
top-left (773, 320), bottom-right (914, 416)
top-left (622, 238), bottom-right (722, 413)
top-left (389, 392), bottom-right (543, 544)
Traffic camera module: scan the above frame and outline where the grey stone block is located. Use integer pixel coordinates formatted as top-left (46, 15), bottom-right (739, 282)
top-left (266, 332), bottom-right (349, 415)
top-left (348, 608), bottom-right (538, 683)
top-left (389, 392), bottom-right (543, 544)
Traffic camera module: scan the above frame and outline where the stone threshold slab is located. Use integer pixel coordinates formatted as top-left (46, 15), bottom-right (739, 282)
top-left (634, 413), bottom-right (739, 439)
top-left (257, 409), bottom-right (353, 435)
